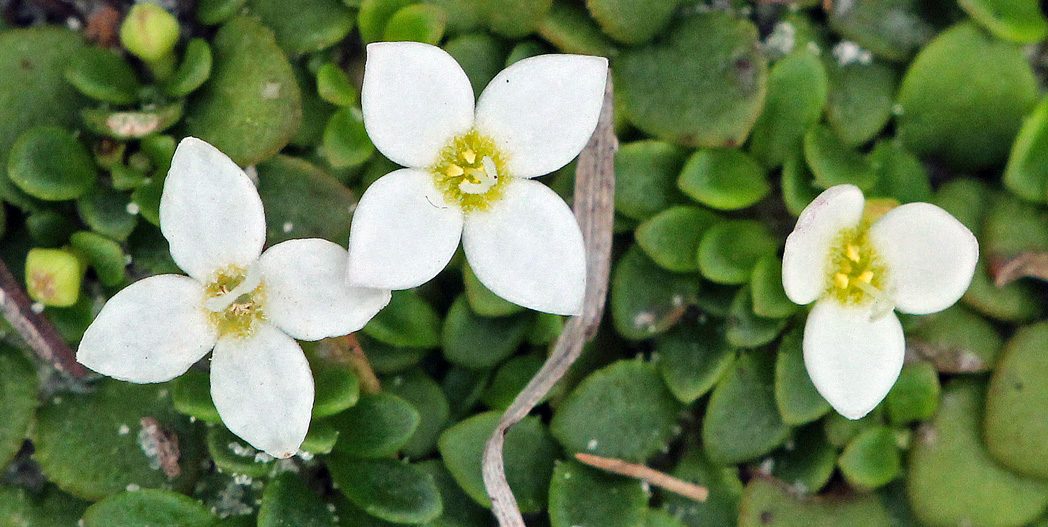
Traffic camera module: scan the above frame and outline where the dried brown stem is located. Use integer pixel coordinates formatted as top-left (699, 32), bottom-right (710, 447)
top-left (482, 73), bottom-right (618, 527)
top-left (992, 252), bottom-right (1048, 287)
top-left (139, 417), bottom-right (181, 479)
top-left (343, 333), bottom-right (381, 395)
top-left (574, 453), bottom-right (709, 502)
top-left (0, 256), bottom-right (86, 377)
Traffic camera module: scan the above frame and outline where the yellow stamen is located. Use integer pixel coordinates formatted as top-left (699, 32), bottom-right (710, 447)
top-left (462, 149), bottom-right (476, 164)
top-left (834, 273), bottom-right (850, 289)
top-left (858, 270), bottom-right (874, 283)
top-left (846, 244), bottom-right (861, 262)
top-left (446, 164), bottom-right (464, 178)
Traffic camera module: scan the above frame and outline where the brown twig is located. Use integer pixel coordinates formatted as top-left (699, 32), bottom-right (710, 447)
top-left (0, 256), bottom-right (87, 377)
top-left (574, 453), bottom-right (709, 502)
top-left (343, 333), bottom-right (381, 395)
top-left (992, 252), bottom-right (1048, 287)
top-left (139, 417), bottom-right (181, 479)
top-left (482, 73), bottom-right (618, 527)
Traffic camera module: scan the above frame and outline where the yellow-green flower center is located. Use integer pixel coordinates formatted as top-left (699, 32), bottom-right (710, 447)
top-left (431, 129), bottom-right (509, 212)
top-left (204, 265), bottom-right (266, 339)
top-left (825, 224), bottom-right (889, 307)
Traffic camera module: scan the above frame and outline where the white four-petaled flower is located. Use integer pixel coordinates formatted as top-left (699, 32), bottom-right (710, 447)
top-left (77, 138), bottom-right (391, 458)
top-left (782, 184), bottom-right (978, 419)
top-left (346, 41), bottom-right (608, 316)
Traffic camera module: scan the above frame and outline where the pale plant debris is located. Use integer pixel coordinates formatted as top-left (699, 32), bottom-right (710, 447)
top-left (992, 252), bottom-right (1048, 286)
top-left (575, 452), bottom-right (710, 502)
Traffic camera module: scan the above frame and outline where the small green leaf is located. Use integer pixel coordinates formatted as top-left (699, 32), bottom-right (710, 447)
top-left (481, 354), bottom-right (545, 410)
top-left (826, 0), bottom-right (933, 60)
top-left (738, 478), bottom-right (892, 527)
top-left (549, 461), bottom-right (647, 527)
top-left (703, 352), bottom-right (790, 465)
top-left (908, 380), bottom-right (1048, 527)
top-left (359, 0), bottom-right (415, 43)
top-left (750, 256), bottom-right (796, 319)
top-left (697, 220), bottom-right (778, 285)
top-left (897, 22), bottom-right (1038, 170)
top-left (358, 334), bottom-right (427, 374)
top-left (324, 106), bottom-right (375, 168)
top-left (385, 369), bottom-right (449, 458)
top-left (164, 39), bottom-right (213, 97)
top-left (247, 0), bottom-right (355, 55)
top-left (438, 412), bottom-right (558, 513)
top-left (487, 0), bottom-right (551, 38)
top-left (173, 370), bottom-right (220, 423)
top-left (81, 103), bottom-right (184, 140)
top-left (65, 47), bottom-right (142, 105)
top-left (363, 290), bottom-right (443, 348)
top-left (781, 153), bottom-right (821, 217)
top-left (443, 33), bottom-right (507, 94)
top-left (384, 4), bottom-right (447, 44)
top-left (748, 51), bottom-right (829, 169)
top-left (316, 63), bottom-right (359, 107)
top-left (884, 362), bottom-right (939, 425)
top-left (678, 149), bottom-right (770, 211)
top-left (838, 426), bottom-right (900, 490)
top-left (77, 186), bottom-right (139, 241)
top-left (83, 489), bottom-right (217, 527)
top-left (25, 248), bottom-right (83, 307)
top-left (868, 139), bottom-right (931, 203)
top-left (985, 322), bottom-right (1048, 479)
top-left (614, 140), bottom-right (688, 221)
top-left (330, 392), bottom-right (420, 458)
top-left (656, 321), bottom-right (736, 404)
top-left (183, 16), bottom-right (302, 166)
top-left (0, 346), bottom-right (38, 468)
top-left (1005, 97), bottom-right (1048, 203)
top-left (327, 456), bottom-right (443, 524)
top-left (584, 0), bottom-right (676, 45)
top-left (8, 126), bottom-right (96, 201)
top-left (258, 473), bottom-right (337, 527)
top-left (302, 419), bottom-right (340, 455)
top-left (775, 328), bottom-right (831, 426)
top-left (70, 231), bottom-right (127, 287)
top-left (442, 295), bottom-right (530, 369)
top-left (537, 2), bottom-right (616, 57)
top-left (120, 3), bottom-right (180, 63)
top-left (725, 285), bottom-right (788, 348)
top-left (960, 0), bottom-right (1048, 43)
top-left (907, 305), bottom-right (1002, 373)
top-left (207, 425), bottom-right (273, 477)
top-left (310, 354), bottom-right (360, 418)
top-left (663, 446), bottom-right (743, 527)
top-left (803, 125), bottom-right (877, 191)
top-left (256, 155), bottom-right (355, 245)
top-left (616, 12), bottom-right (766, 148)
top-left (197, 0), bottom-right (248, 25)
top-left (611, 246), bottom-right (700, 340)
top-left (552, 360), bottom-right (681, 461)
top-left (0, 485), bottom-right (89, 527)
top-left (824, 58), bottom-right (898, 147)
top-left (770, 424), bottom-right (836, 495)
top-left (463, 263), bottom-right (524, 317)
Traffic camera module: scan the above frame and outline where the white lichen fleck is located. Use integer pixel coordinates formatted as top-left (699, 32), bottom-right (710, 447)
top-left (833, 41), bottom-right (873, 66)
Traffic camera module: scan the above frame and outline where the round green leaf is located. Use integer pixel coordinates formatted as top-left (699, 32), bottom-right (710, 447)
top-left (385, 369), bottom-right (450, 458)
top-left (481, 354), bottom-right (545, 410)
top-left (65, 47), bottom-right (142, 105)
top-left (897, 22), bottom-right (1038, 170)
top-left (738, 478), bottom-right (892, 527)
top-left (183, 16), bottom-right (303, 166)
top-left (781, 153), bottom-right (821, 216)
top-left (867, 139), bottom-right (931, 203)
top-left (328, 456), bottom-right (442, 524)
top-left (8, 126), bottom-right (96, 201)
top-left (173, 370), bottom-right (220, 423)
top-left (770, 424), bottom-right (836, 495)
top-left (584, 0), bottom-right (677, 45)
top-left (549, 461), bottom-right (647, 527)
top-left (985, 322), bottom-right (1048, 479)
top-left (256, 155), bottom-right (355, 245)
top-left (907, 305), bottom-right (1002, 373)
top-left (656, 321), bottom-right (736, 404)
top-left (258, 473), bottom-right (337, 527)
top-left (362, 290), bottom-right (442, 348)
top-left (316, 63), bottom-right (358, 107)
top-left (961, 0), bottom-right (1048, 43)
top-left (0, 346), bottom-right (37, 468)
top-left (824, 58), bottom-right (897, 148)
top-left (884, 362), bottom-right (939, 424)
top-left (803, 125), bottom-right (878, 191)
top-left (76, 186), bottom-right (139, 241)
top-left (310, 355), bottom-right (360, 418)
top-left (443, 295), bottom-right (531, 369)
top-left (611, 246), bottom-right (701, 340)
top-left (32, 380), bottom-right (205, 500)
top-left (826, 0), bottom-right (934, 60)
top-left (747, 51), bottom-right (829, 169)
top-left (750, 256), bottom-right (796, 319)
top-left (697, 220), bottom-right (778, 285)
top-left (438, 412), bottom-right (558, 513)
top-left (83, 489), bottom-right (217, 527)
top-left (463, 262), bottom-right (524, 317)
top-left (487, 0), bottom-right (551, 38)
top-left (323, 106), bottom-right (375, 168)
top-left (414, 460), bottom-right (490, 527)
top-left (70, 231), bottom-right (127, 287)
top-left (702, 352), bottom-right (790, 465)
top-left (838, 426), bottom-right (900, 490)
top-left (678, 149), bottom-right (770, 210)
top-left (443, 33), bottom-right (507, 95)
top-left (616, 12), bottom-right (766, 148)
top-left (330, 392), bottom-right (420, 458)
top-left (207, 425), bottom-right (273, 477)
top-left (774, 328), bottom-right (831, 426)
top-left (908, 379), bottom-right (1048, 527)
top-left (1005, 95), bottom-right (1048, 203)
top-left (552, 359), bottom-right (681, 461)
top-left (164, 38), bottom-right (213, 97)
top-left (726, 285), bottom-right (788, 348)
top-left (247, 0), bottom-right (355, 55)
top-left (359, 0), bottom-right (415, 43)
top-left (663, 446), bottom-right (743, 527)
top-left (614, 140), bottom-right (688, 221)
top-left (197, 0), bottom-right (249, 25)
top-left (0, 485), bottom-right (89, 527)
top-left (384, 4), bottom-right (447, 44)
top-left (537, 2), bottom-right (616, 57)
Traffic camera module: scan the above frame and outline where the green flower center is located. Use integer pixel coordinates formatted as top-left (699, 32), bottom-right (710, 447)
top-left (204, 265), bottom-right (266, 339)
top-left (431, 129), bottom-right (509, 212)
top-left (825, 225), bottom-right (889, 307)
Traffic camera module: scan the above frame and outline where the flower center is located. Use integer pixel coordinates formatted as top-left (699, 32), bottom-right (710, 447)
top-left (204, 265), bottom-right (266, 339)
top-left (825, 225), bottom-right (892, 316)
top-left (431, 129), bottom-right (509, 212)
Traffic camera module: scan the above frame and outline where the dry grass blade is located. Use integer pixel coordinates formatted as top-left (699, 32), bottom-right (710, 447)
top-left (0, 256), bottom-right (87, 377)
top-left (992, 252), bottom-right (1048, 286)
top-left (574, 453), bottom-right (709, 502)
top-left (482, 74), bottom-right (618, 527)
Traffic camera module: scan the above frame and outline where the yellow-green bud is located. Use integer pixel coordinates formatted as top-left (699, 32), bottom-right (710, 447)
top-left (120, 2), bottom-right (180, 63)
top-left (25, 248), bottom-right (85, 308)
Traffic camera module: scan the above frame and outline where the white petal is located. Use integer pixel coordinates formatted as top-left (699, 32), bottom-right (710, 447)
top-left (870, 203), bottom-right (979, 315)
top-left (803, 300), bottom-right (905, 420)
top-left (259, 238), bottom-right (391, 341)
top-left (211, 324), bottom-right (313, 458)
top-left (159, 137), bottom-right (267, 282)
top-left (462, 179), bottom-right (585, 315)
top-left (347, 169), bottom-right (464, 289)
top-left (362, 42), bottom-right (475, 168)
top-left (77, 275), bottom-right (216, 383)
top-left (782, 185), bottom-right (866, 305)
top-left (474, 54), bottom-right (608, 179)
